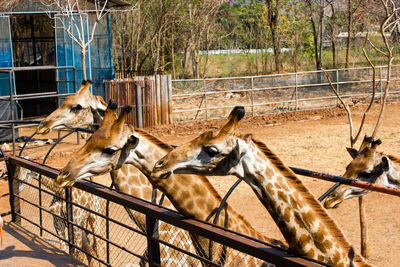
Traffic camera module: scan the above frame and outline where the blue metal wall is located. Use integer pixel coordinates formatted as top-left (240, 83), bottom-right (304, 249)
top-left (0, 16), bottom-right (14, 96)
top-left (55, 13), bottom-right (114, 97)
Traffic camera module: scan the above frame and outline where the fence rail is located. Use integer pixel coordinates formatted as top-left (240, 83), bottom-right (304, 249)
top-left (3, 151), bottom-right (400, 265)
top-left (5, 154), bottom-right (323, 267)
top-left (171, 65), bottom-right (400, 122)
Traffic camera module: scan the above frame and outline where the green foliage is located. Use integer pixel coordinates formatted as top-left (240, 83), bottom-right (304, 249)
top-left (110, 0), bottom-right (399, 78)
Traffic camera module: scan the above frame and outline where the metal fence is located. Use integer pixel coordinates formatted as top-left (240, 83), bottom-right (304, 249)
top-left (3, 147), bottom-right (400, 266)
top-left (5, 154), bottom-right (324, 267)
top-left (171, 65), bottom-right (400, 122)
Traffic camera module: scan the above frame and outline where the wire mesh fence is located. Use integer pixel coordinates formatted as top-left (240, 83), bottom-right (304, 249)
top-left (172, 65), bottom-right (400, 122)
top-left (6, 155), bottom-right (324, 267)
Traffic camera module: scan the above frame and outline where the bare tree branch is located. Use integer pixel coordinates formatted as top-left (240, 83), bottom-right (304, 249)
top-left (40, 0), bottom-right (111, 80)
top-left (322, 68), bottom-right (355, 147)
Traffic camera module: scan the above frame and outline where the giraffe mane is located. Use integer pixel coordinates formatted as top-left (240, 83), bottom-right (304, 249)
top-left (135, 128), bottom-right (174, 152)
top-left (251, 138), bottom-right (367, 264)
top-left (135, 128), bottom-right (286, 246)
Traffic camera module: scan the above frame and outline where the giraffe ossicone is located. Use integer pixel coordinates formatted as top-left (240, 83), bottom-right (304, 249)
top-left (152, 106), bottom-right (371, 267)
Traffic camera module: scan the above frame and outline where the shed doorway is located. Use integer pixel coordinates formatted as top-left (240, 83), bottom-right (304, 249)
top-left (10, 14), bottom-right (57, 118)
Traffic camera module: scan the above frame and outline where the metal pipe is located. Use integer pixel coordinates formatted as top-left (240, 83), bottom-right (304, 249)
top-left (289, 166), bottom-right (400, 198)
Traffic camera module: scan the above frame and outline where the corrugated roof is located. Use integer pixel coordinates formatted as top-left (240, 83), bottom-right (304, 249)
top-left (107, 0), bottom-right (131, 7)
top-left (0, 0), bottom-right (131, 13)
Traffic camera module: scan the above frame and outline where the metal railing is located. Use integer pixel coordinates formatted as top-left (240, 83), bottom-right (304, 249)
top-left (0, 66), bottom-right (77, 153)
top-left (171, 65), bottom-right (400, 122)
top-left (4, 154), bottom-right (324, 267)
top-left (3, 135), bottom-right (400, 266)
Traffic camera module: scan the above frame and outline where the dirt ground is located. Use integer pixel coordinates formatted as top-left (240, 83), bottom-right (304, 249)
top-left (1, 103), bottom-right (400, 266)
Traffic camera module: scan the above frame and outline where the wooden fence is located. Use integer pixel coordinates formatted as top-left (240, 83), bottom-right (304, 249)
top-left (104, 75), bottom-right (172, 128)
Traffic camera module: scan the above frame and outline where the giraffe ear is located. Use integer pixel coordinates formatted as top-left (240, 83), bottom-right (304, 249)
top-left (346, 147), bottom-right (358, 159)
top-left (94, 96), bottom-right (107, 111)
top-left (116, 135), bottom-right (138, 169)
top-left (215, 138), bottom-right (247, 175)
top-left (77, 80), bottom-right (92, 95)
top-left (381, 156), bottom-right (390, 172)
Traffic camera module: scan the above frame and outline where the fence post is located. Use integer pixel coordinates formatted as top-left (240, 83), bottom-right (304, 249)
top-left (157, 75), bottom-right (162, 125)
top-left (145, 215), bottom-right (161, 266)
top-left (336, 69), bottom-right (340, 106)
top-left (106, 199), bottom-right (110, 264)
top-left (7, 162), bottom-right (20, 224)
top-left (251, 77), bottom-right (254, 116)
top-left (136, 83), bottom-right (143, 129)
top-left (65, 188), bottom-right (75, 255)
top-left (203, 79), bottom-right (208, 120)
top-left (39, 175), bottom-right (43, 236)
top-left (168, 75), bottom-right (173, 124)
top-left (380, 67), bottom-right (383, 104)
top-left (295, 73), bottom-right (298, 110)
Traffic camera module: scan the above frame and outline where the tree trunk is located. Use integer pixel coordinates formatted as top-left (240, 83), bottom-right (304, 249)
top-left (318, 4), bottom-right (324, 69)
top-left (130, 12), bottom-right (135, 72)
top-left (311, 18), bottom-right (321, 70)
top-left (153, 30), bottom-right (162, 73)
top-left (192, 50), bottom-right (197, 79)
top-left (346, 0), bottom-right (352, 68)
top-left (160, 30), bottom-right (166, 74)
top-left (266, 0), bottom-right (280, 73)
top-left (121, 33), bottom-right (126, 73)
top-left (330, 3), bottom-right (337, 68)
top-left (81, 48), bottom-right (87, 81)
top-left (295, 32), bottom-right (299, 73)
top-left (171, 25), bottom-right (176, 79)
top-left (359, 196), bottom-right (370, 258)
top-left (134, 3), bottom-right (142, 71)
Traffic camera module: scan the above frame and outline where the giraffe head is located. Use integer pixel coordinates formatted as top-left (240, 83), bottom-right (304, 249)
top-left (55, 101), bottom-right (138, 188)
top-left (152, 106), bottom-right (248, 179)
top-left (36, 80), bottom-right (107, 134)
top-left (324, 136), bottom-right (389, 209)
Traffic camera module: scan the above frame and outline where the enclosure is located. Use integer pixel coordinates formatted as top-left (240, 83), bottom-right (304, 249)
top-left (1, 102), bottom-right (400, 266)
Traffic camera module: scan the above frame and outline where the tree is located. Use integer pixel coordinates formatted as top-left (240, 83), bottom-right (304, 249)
top-left (326, 0), bottom-right (337, 68)
top-left (266, 0), bottom-right (281, 73)
top-left (42, 0), bottom-right (111, 80)
top-left (304, 0), bottom-right (327, 70)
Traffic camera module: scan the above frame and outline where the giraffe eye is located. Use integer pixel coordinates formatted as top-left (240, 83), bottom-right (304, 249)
top-left (358, 171), bottom-right (374, 179)
top-left (204, 146), bottom-right (219, 157)
top-left (71, 104), bottom-right (83, 113)
top-left (102, 147), bottom-right (118, 155)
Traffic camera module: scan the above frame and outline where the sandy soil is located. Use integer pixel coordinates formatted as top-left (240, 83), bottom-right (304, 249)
top-left (1, 103), bottom-right (399, 266)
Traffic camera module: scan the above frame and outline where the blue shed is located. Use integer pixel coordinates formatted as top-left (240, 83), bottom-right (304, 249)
top-left (0, 0), bottom-right (129, 118)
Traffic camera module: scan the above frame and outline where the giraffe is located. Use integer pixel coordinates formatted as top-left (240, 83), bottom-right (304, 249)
top-left (55, 105), bottom-right (287, 266)
top-left (36, 80), bottom-right (106, 134)
top-left (324, 136), bottom-right (400, 209)
top-left (35, 83), bottom-right (200, 266)
top-left (151, 106), bottom-right (371, 267)
top-left (50, 101), bottom-right (201, 266)
top-left (16, 164), bottom-right (104, 266)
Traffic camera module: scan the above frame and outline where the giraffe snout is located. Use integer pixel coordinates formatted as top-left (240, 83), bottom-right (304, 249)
top-left (56, 169), bottom-right (74, 188)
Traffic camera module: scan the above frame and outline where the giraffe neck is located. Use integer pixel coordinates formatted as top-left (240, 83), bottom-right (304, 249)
top-left (382, 155), bottom-right (400, 187)
top-left (39, 175), bottom-right (65, 196)
top-left (236, 139), bottom-right (368, 266)
top-left (133, 129), bottom-right (284, 245)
